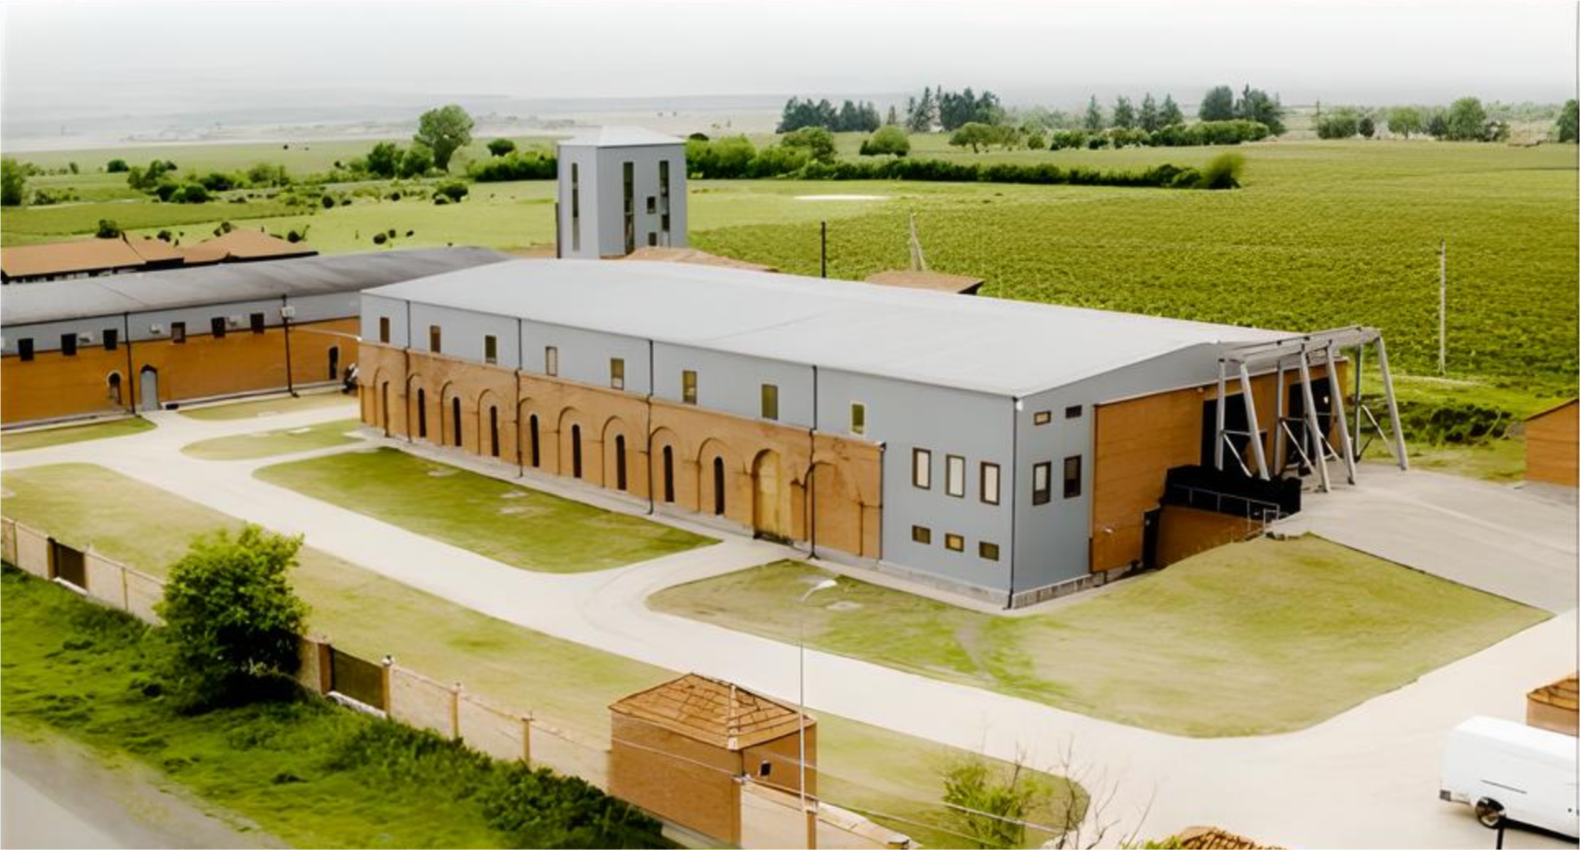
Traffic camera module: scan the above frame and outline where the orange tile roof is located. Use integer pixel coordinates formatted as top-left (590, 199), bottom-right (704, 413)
top-left (126, 237), bottom-right (185, 264)
top-left (180, 228), bottom-right (316, 265)
top-left (610, 673), bottom-right (810, 750)
top-left (1, 238), bottom-right (147, 279)
top-left (1176, 826), bottom-right (1283, 849)
top-left (864, 269), bottom-right (985, 294)
top-left (1530, 673), bottom-right (1579, 712)
top-left (621, 246), bottom-right (778, 273)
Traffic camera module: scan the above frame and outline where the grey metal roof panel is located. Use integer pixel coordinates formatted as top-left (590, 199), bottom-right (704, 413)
top-left (1, 247), bottom-right (510, 326)
top-left (557, 127), bottom-right (684, 148)
top-left (366, 259), bottom-right (1289, 397)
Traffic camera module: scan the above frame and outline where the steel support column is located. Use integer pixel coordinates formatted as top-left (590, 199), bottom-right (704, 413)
top-left (1272, 358), bottom-right (1287, 476)
top-left (1351, 342), bottom-right (1364, 456)
top-left (1236, 363), bottom-right (1270, 480)
top-left (1324, 341), bottom-right (1357, 484)
top-left (1214, 360), bottom-right (1228, 471)
top-left (1296, 347), bottom-right (1331, 492)
top-left (1374, 336), bottom-right (1409, 471)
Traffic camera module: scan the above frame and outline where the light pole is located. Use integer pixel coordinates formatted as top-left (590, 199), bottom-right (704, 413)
top-left (798, 577), bottom-right (838, 849)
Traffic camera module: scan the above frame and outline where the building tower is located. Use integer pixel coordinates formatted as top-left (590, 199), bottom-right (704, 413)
top-left (556, 128), bottom-right (688, 259)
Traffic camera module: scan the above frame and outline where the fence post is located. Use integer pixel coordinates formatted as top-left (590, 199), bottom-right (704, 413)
top-left (119, 557), bottom-right (130, 612)
top-left (381, 656), bottom-right (394, 713)
top-left (316, 639), bottom-right (333, 695)
top-left (522, 714), bottom-right (534, 763)
top-left (450, 682), bottom-right (462, 740)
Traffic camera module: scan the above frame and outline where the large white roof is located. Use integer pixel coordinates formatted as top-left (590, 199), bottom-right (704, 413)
top-left (557, 126), bottom-right (684, 148)
top-left (366, 259), bottom-right (1288, 397)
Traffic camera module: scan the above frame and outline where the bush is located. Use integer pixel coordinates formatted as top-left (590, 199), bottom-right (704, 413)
top-left (96, 219), bottom-right (122, 238)
top-left (1197, 152), bottom-right (1245, 190)
top-left (172, 183), bottom-right (210, 204)
top-left (398, 144), bottom-right (435, 179)
top-left (469, 151), bottom-right (556, 182)
top-left (486, 138), bottom-right (516, 157)
top-left (435, 182), bottom-right (469, 202)
top-left (780, 126), bottom-right (837, 164)
top-left (198, 171), bottom-right (237, 192)
top-left (942, 757), bottom-right (1052, 850)
top-left (859, 125), bottom-right (911, 157)
top-left (373, 232), bottom-right (388, 244)
top-left (1, 157), bottom-right (25, 207)
top-left (155, 525), bottom-right (309, 710)
top-left (321, 194), bottom-right (336, 209)
top-left (107, 158), bottom-right (129, 173)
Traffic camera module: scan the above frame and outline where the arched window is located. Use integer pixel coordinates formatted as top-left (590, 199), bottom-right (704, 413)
top-left (614, 435), bottom-right (627, 491)
top-left (713, 457), bottom-right (726, 516)
top-left (571, 424), bottom-right (583, 478)
top-left (107, 372), bottom-right (122, 405)
top-left (417, 389), bottom-right (427, 438)
top-left (452, 397), bottom-right (462, 447)
top-left (662, 445), bottom-right (675, 503)
top-left (529, 415), bottom-right (541, 467)
top-left (489, 406), bottom-right (500, 457)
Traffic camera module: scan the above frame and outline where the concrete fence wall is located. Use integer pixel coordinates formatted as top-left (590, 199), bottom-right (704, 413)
top-left (14, 522), bottom-right (50, 578)
top-left (740, 781), bottom-right (910, 850)
top-left (2, 517), bottom-right (16, 566)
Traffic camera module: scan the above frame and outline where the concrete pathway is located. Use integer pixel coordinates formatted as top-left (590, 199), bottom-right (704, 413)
top-left (1275, 464), bottom-right (1578, 612)
top-left (3, 398), bottom-right (1575, 849)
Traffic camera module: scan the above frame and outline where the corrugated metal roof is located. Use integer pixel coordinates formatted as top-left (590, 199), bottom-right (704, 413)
top-left (365, 258), bottom-right (1289, 397)
top-left (610, 673), bottom-right (808, 751)
top-left (2, 247), bottom-right (511, 326)
top-left (558, 126), bottom-right (684, 148)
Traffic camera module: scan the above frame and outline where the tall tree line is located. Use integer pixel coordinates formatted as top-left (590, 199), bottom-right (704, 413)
top-left (777, 98), bottom-right (881, 133)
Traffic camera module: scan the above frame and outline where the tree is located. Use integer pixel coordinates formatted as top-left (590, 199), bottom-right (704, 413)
top-left (0, 158), bottom-right (25, 206)
top-left (365, 142), bottom-right (402, 178)
top-left (942, 756), bottom-right (1052, 849)
top-left (1556, 99), bottom-right (1578, 142)
top-left (906, 87), bottom-right (938, 133)
top-left (156, 525), bottom-right (308, 709)
top-left (1427, 110), bottom-right (1449, 139)
top-left (1358, 113), bottom-right (1376, 139)
top-left (106, 158), bottom-right (129, 173)
top-left (1199, 85), bottom-right (1236, 121)
top-left (1388, 106), bottom-right (1425, 139)
top-left (886, 105), bottom-right (900, 126)
top-left (1444, 97), bottom-right (1488, 141)
top-left (780, 126), bottom-right (836, 163)
top-left (398, 144), bottom-right (435, 178)
top-left (414, 104), bottom-right (475, 172)
top-left (486, 138), bottom-right (517, 157)
top-left (96, 219), bottom-right (121, 238)
top-left (1082, 96), bottom-right (1104, 131)
top-left (1233, 85), bottom-right (1285, 135)
top-left (859, 125), bottom-right (910, 156)
top-left (1315, 107), bottom-right (1361, 139)
top-left (949, 122), bottom-right (996, 153)
top-left (1112, 97), bottom-right (1136, 130)
top-left (1138, 93), bottom-right (1162, 132)
top-left (1160, 94), bottom-right (1185, 127)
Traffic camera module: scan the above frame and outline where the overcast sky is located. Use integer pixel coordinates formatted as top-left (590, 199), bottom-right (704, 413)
top-left (2, 0), bottom-right (1575, 123)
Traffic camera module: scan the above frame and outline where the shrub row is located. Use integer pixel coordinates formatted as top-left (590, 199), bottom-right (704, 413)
top-left (789, 156), bottom-right (1238, 189)
top-left (1048, 120), bottom-right (1270, 150)
top-left (469, 151), bottom-right (556, 182)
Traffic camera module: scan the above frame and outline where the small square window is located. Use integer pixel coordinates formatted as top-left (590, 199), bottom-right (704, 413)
top-left (610, 358), bottom-right (625, 390)
top-left (17, 338), bottom-right (34, 361)
top-left (428, 325), bottom-right (441, 354)
top-left (545, 346), bottom-right (559, 376)
top-left (850, 402), bottom-right (866, 435)
top-left (102, 329), bottom-right (118, 351)
top-left (1033, 411), bottom-right (1052, 426)
top-left (1065, 405), bottom-right (1083, 419)
top-left (171, 322), bottom-right (186, 344)
top-left (912, 448), bottom-right (931, 490)
top-left (980, 462), bottom-right (1000, 505)
top-left (1064, 456), bottom-right (1083, 498)
top-left (1032, 461), bottom-right (1052, 505)
top-left (682, 370), bottom-right (698, 404)
top-left (210, 317), bottom-right (226, 338)
top-left (60, 333), bottom-right (77, 356)
top-left (945, 455), bottom-right (966, 498)
top-left (944, 533), bottom-right (964, 552)
top-left (761, 384), bottom-right (778, 420)
top-left (647, 232), bottom-right (657, 247)
top-left (250, 312), bottom-right (266, 334)
top-left (979, 541), bottom-right (1000, 561)
top-left (647, 196), bottom-right (657, 214)
top-left (484, 335), bottom-right (498, 365)
top-left (379, 316), bottom-right (391, 344)
top-left (911, 525), bottom-right (931, 545)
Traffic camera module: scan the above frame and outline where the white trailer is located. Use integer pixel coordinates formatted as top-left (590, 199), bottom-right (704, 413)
top-left (1440, 715), bottom-right (1578, 839)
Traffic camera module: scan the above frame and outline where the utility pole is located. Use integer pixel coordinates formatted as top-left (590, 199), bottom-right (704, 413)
top-left (1438, 238), bottom-right (1447, 376)
top-left (819, 221), bottom-right (827, 278)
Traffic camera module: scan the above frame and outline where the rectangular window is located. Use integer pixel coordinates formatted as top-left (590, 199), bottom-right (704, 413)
top-left (570, 162), bottom-right (581, 252)
top-left (1065, 405), bottom-right (1083, 419)
top-left (102, 329), bottom-right (118, 351)
top-left (1033, 411), bottom-right (1052, 426)
top-left (379, 316), bottom-right (391, 343)
top-left (610, 358), bottom-right (625, 390)
top-left (171, 322), bottom-right (186, 344)
top-left (545, 346), bottom-right (558, 376)
top-left (945, 455), bottom-right (966, 498)
top-left (912, 448), bottom-right (931, 490)
top-left (17, 338), bottom-right (34, 361)
top-left (850, 403), bottom-right (865, 435)
top-left (980, 462), bottom-right (1001, 505)
top-left (210, 317), bottom-right (226, 339)
top-left (659, 161), bottom-right (671, 238)
top-left (979, 541), bottom-right (1001, 561)
top-left (59, 333), bottom-right (77, 356)
top-left (1064, 456), bottom-right (1083, 498)
top-left (761, 384), bottom-right (778, 420)
top-left (944, 533), bottom-right (964, 553)
top-left (250, 312), bottom-right (266, 334)
top-left (911, 525), bottom-right (931, 545)
top-left (622, 161), bottom-right (636, 255)
top-left (484, 335), bottom-right (498, 365)
top-left (428, 325), bottom-right (441, 353)
top-left (682, 370), bottom-right (697, 404)
top-left (646, 195), bottom-right (657, 214)
top-left (1033, 461), bottom-right (1052, 505)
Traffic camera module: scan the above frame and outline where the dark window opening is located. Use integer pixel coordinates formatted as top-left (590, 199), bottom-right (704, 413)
top-left (171, 322), bottom-right (186, 344)
top-left (1032, 461), bottom-right (1052, 505)
top-left (484, 335), bottom-right (498, 364)
top-left (662, 445), bottom-right (675, 502)
top-left (107, 372), bottom-right (123, 405)
top-left (250, 312), bottom-right (266, 333)
top-left (571, 425), bottom-right (583, 478)
top-left (60, 333), bottom-right (77, 356)
top-left (647, 232), bottom-right (657, 247)
top-left (379, 316), bottom-right (391, 343)
top-left (417, 389), bottom-right (428, 438)
top-left (646, 196), bottom-right (657, 214)
top-left (328, 346), bottom-right (339, 380)
top-left (211, 317), bottom-right (227, 338)
top-left (712, 457), bottom-right (725, 516)
top-left (1065, 404), bottom-right (1083, 419)
top-left (980, 541), bottom-right (1001, 561)
top-left (18, 338), bottom-right (34, 361)
top-left (911, 525), bottom-right (931, 545)
top-left (103, 329), bottom-right (119, 351)
top-left (615, 435), bottom-right (628, 491)
top-left (452, 397), bottom-right (462, 447)
top-left (429, 325), bottom-right (442, 354)
top-left (622, 161), bottom-right (636, 255)
top-left (529, 415), bottom-right (541, 467)
top-left (489, 406), bottom-right (500, 457)
top-left (1063, 455), bottom-right (1082, 499)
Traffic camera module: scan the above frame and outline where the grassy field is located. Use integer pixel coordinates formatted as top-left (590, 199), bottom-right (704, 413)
top-left (1, 199), bottom-right (300, 246)
top-left (649, 538), bottom-right (1546, 737)
top-left (180, 418), bottom-right (363, 461)
top-left (0, 463), bottom-right (1079, 846)
top-left (0, 416), bottom-right (155, 452)
top-left (178, 392), bottom-right (355, 421)
top-left (255, 448), bottom-right (711, 573)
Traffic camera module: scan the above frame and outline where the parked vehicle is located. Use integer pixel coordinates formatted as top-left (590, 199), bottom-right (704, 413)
top-left (1440, 715), bottom-right (1579, 839)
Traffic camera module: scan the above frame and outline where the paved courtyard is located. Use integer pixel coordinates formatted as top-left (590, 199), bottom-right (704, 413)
top-left (3, 395), bottom-right (1575, 849)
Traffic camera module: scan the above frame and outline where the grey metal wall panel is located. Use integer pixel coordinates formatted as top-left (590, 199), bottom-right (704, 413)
top-left (557, 147), bottom-right (600, 260)
top-left (520, 320), bottom-right (651, 395)
top-left (286, 292), bottom-right (359, 326)
top-left (653, 343), bottom-right (813, 427)
top-left (593, 146), bottom-right (686, 256)
top-left (409, 303), bottom-right (523, 368)
top-left (361, 294), bottom-right (409, 348)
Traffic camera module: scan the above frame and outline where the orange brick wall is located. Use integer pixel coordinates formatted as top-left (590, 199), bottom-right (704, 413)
top-left (1525, 401), bottom-right (1578, 487)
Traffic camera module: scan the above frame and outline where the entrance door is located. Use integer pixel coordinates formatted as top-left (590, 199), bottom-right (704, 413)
top-left (380, 382), bottom-right (390, 436)
top-left (1141, 508), bottom-right (1162, 570)
top-left (138, 367), bottom-right (160, 412)
top-left (753, 451), bottom-right (785, 540)
top-left (328, 346), bottom-right (340, 380)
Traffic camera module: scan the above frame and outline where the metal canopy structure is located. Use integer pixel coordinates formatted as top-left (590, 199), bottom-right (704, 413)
top-left (1215, 326), bottom-right (1408, 492)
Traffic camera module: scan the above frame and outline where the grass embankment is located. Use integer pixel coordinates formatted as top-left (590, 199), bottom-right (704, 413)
top-left (1, 417), bottom-right (154, 452)
top-left (178, 392), bottom-right (356, 421)
top-left (650, 539), bottom-right (1547, 737)
top-left (0, 463), bottom-right (1076, 846)
top-left (181, 418), bottom-right (362, 461)
top-left (0, 567), bottom-right (667, 849)
top-left (255, 448), bottom-right (711, 573)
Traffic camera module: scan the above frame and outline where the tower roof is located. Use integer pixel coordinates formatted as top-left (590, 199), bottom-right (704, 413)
top-left (558, 126), bottom-right (685, 148)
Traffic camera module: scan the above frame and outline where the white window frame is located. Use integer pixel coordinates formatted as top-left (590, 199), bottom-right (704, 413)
top-left (912, 448), bottom-right (931, 490)
top-left (945, 454), bottom-right (966, 498)
top-left (980, 462), bottom-right (1000, 506)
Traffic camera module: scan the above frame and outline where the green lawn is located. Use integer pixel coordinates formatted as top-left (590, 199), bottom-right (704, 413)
top-left (0, 463), bottom-right (1078, 847)
top-left (181, 418), bottom-right (363, 461)
top-left (255, 448), bottom-right (711, 573)
top-left (0, 199), bottom-right (300, 246)
top-left (649, 539), bottom-right (1547, 737)
top-left (1, 417), bottom-right (154, 452)
top-left (178, 392), bottom-right (355, 421)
